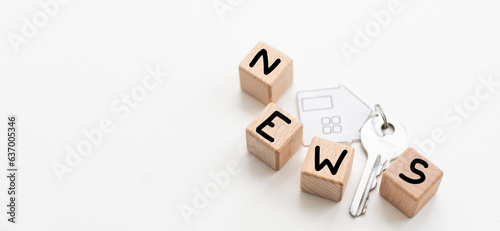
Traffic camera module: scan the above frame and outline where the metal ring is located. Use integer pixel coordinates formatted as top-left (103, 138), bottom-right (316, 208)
top-left (375, 104), bottom-right (389, 129)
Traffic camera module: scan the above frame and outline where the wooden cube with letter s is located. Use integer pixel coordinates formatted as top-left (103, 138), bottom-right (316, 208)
top-left (380, 147), bottom-right (443, 218)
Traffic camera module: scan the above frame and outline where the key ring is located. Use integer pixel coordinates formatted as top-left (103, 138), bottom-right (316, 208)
top-left (375, 104), bottom-right (389, 129)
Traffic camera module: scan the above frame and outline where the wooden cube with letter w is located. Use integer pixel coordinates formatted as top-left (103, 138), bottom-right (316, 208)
top-left (300, 137), bottom-right (355, 202)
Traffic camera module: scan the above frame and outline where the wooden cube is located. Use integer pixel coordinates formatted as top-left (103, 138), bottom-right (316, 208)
top-left (300, 137), bottom-right (355, 202)
top-left (239, 42), bottom-right (293, 104)
top-left (380, 147), bottom-right (443, 218)
top-left (246, 103), bottom-right (302, 170)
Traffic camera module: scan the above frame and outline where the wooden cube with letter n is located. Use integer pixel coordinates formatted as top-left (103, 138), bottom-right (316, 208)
top-left (239, 42), bottom-right (293, 104)
top-left (300, 137), bottom-right (355, 202)
top-left (380, 147), bottom-right (443, 218)
top-left (246, 103), bottom-right (303, 170)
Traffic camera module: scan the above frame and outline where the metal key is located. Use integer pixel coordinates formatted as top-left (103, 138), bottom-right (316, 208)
top-left (349, 105), bottom-right (409, 217)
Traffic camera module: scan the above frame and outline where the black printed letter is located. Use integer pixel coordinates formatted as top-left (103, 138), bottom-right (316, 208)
top-left (249, 49), bottom-right (281, 75)
top-left (314, 146), bottom-right (348, 176)
top-left (399, 158), bottom-right (428, 184)
top-left (256, 111), bottom-right (291, 143)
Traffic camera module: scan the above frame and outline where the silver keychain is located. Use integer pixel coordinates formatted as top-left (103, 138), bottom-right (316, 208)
top-left (349, 104), bottom-right (409, 217)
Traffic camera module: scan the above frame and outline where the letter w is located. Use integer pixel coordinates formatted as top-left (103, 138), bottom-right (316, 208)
top-left (315, 146), bottom-right (347, 175)
top-left (249, 49), bottom-right (281, 75)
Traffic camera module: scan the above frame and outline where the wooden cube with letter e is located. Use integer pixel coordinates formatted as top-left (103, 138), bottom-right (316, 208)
top-left (300, 137), bottom-right (355, 202)
top-left (246, 103), bottom-right (303, 170)
top-left (379, 147), bottom-right (443, 218)
top-left (239, 42), bottom-right (293, 104)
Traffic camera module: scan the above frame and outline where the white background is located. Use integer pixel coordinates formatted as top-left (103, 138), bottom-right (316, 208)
top-left (1, 0), bottom-right (500, 230)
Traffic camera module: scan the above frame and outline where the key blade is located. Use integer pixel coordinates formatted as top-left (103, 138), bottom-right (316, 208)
top-left (382, 159), bottom-right (391, 172)
top-left (370, 177), bottom-right (377, 189)
top-left (349, 115), bottom-right (410, 217)
top-left (350, 154), bottom-right (382, 217)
